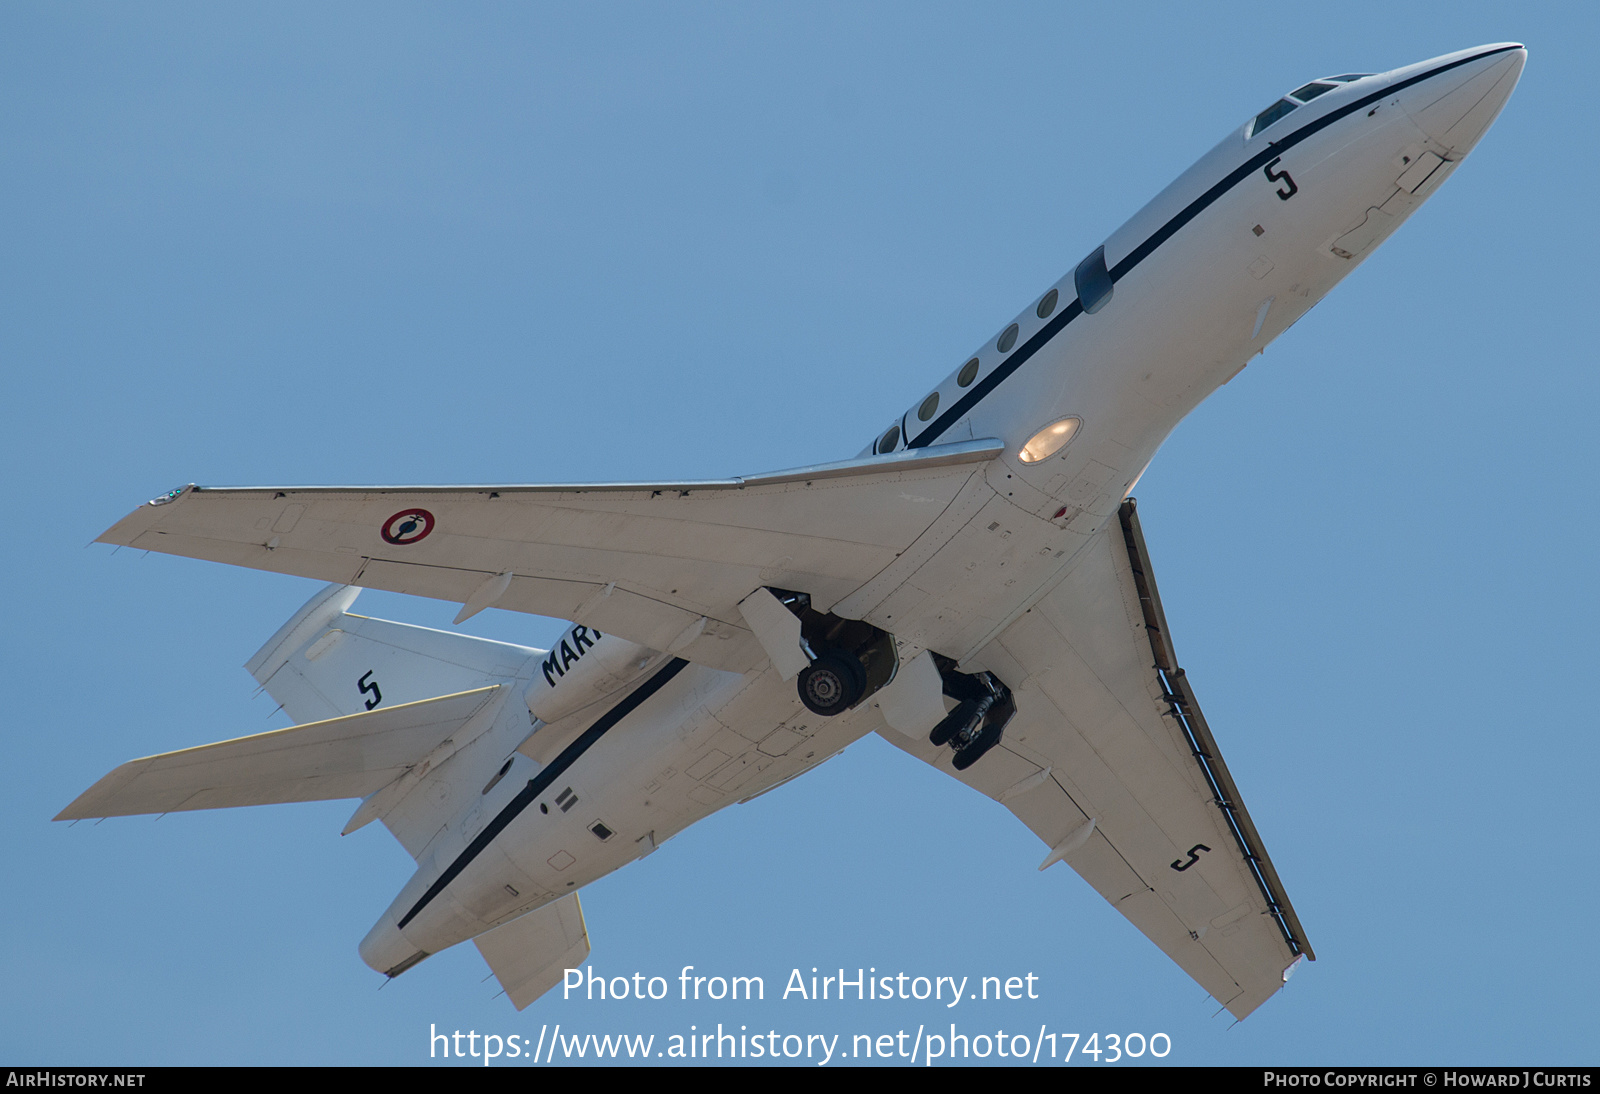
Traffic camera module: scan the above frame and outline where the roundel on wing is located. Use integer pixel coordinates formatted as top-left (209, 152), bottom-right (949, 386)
top-left (381, 508), bottom-right (436, 545)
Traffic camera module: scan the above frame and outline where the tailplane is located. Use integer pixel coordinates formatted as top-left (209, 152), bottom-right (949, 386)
top-left (59, 583), bottom-right (596, 1007)
top-left (63, 584), bottom-right (549, 859)
top-left (54, 687), bottom-right (502, 820)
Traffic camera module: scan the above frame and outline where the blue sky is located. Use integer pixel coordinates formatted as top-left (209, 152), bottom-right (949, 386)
top-left (3, 2), bottom-right (1595, 1066)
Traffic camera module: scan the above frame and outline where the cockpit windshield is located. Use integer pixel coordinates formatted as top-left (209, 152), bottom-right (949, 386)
top-left (1289, 81), bottom-right (1337, 103)
top-left (1248, 98), bottom-right (1299, 137)
top-left (1249, 72), bottom-right (1376, 137)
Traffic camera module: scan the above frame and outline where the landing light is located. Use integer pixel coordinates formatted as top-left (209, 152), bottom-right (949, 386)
top-left (1018, 417), bottom-right (1081, 463)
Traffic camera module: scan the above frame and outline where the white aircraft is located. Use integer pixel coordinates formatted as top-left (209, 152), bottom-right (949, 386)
top-left (62, 43), bottom-right (1524, 1020)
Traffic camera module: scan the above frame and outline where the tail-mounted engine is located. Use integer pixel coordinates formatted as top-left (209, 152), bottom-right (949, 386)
top-left (523, 623), bottom-right (662, 726)
top-left (766, 589), bottom-right (898, 718)
top-left (926, 654), bottom-right (1014, 770)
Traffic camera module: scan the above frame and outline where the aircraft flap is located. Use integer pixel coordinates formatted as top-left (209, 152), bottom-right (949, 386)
top-left (474, 893), bottom-right (590, 1010)
top-left (56, 686), bottom-right (503, 820)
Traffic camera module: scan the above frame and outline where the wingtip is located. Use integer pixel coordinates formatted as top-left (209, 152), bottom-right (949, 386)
top-left (94, 483), bottom-right (198, 547)
top-left (53, 800), bottom-right (92, 823)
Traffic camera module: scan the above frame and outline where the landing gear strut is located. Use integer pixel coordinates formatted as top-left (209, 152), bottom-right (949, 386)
top-left (928, 659), bottom-right (1014, 770)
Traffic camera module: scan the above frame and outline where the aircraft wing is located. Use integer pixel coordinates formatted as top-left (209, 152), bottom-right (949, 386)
top-left (97, 440), bottom-right (1003, 673)
top-left (877, 499), bottom-right (1312, 1020)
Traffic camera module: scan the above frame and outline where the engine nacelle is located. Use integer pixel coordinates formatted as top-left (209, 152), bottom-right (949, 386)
top-left (524, 623), bottom-right (660, 725)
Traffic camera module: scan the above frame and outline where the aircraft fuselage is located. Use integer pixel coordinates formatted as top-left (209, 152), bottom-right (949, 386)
top-left (357, 44), bottom-right (1526, 974)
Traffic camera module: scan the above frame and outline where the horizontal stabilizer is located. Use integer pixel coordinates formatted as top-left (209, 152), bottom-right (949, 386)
top-left (56, 686), bottom-right (502, 820)
top-left (474, 894), bottom-right (590, 1010)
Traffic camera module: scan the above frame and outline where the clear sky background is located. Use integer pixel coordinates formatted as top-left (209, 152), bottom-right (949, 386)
top-left (3, 2), bottom-right (1594, 1067)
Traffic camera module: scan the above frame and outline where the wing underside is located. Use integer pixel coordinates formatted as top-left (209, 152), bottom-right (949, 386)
top-left (98, 440), bottom-right (1004, 672)
top-left (879, 499), bottom-right (1312, 1020)
top-left (94, 438), bottom-right (1310, 1015)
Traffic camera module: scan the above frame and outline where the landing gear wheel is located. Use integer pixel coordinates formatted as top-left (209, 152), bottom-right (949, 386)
top-left (798, 650), bottom-right (867, 716)
top-left (929, 699), bottom-right (980, 747)
top-left (951, 719), bottom-right (1003, 771)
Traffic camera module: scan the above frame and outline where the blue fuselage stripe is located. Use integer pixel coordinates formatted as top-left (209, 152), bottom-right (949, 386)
top-left (397, 657), bottom-right (690, 931)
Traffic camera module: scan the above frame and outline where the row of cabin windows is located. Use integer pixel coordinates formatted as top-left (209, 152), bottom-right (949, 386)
top-left (874, 247), bottom-right (1114, 454)
top-left (878, 72), bottom-right (1378, 457)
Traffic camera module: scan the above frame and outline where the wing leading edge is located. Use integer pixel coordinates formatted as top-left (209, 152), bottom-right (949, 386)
top-left (878, 498), bottom-right (1312, 1020)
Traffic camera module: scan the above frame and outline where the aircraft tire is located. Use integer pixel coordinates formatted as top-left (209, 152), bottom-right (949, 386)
top-left (798, 650), bottom-right (866, 716)
top-left (929, 700), bottom-right (977, 747)
top-left (951, 720), bottom-right (1003, 771)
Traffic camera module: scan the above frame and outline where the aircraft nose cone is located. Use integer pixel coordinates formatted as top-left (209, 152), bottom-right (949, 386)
top-left (1402, 45), bottom-right (1526, 156)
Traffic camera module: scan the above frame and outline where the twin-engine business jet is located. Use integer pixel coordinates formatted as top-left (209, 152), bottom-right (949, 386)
top-left (65, 44), bottom-right (1524, 1019)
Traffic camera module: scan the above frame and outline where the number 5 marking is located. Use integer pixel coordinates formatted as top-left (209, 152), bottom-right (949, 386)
top-left (1170, 843), bottom-right (1211, 872)
top-left (1264, 156), bottom-right (1298, 200)
top-left (358, 670), bottom-right (383, 710)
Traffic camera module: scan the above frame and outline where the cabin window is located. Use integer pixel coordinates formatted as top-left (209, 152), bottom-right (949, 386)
top-left (1290, 81), bottom-right (1337, 103)
top-left (1248, 98), bottom-right (1299, 137)
top-left (918, 392), bottom-right (940, 421)
top-left (1074, 245), bottom-right (1113, 315)
top-left (957, 358), bottom-right (980, 387)
top-left (876, 424), bottom-right (901, 453)
top-left (997, 323), bottom-right (1019, 353)
top-left (1036, 288), bottom-right (1059, 319)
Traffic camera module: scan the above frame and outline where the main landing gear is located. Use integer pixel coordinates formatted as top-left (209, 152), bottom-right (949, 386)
top-left (928, 658), bottom-right (1015, 771)
top-left (798, 649), bottom-right (868, 717)
top-left (766, 589), bottom-right (898, 719)
top-left (759, 589), bottom-right (1013, 770)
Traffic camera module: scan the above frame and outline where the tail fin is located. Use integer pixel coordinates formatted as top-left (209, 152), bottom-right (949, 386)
top-left (474, 894), bottom-right (591, 1010)
top-left (246, 584), bottom-right (540, 724)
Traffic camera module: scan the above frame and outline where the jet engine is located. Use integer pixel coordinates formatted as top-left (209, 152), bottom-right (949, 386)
top-left (524, 623), bottom-right (663, 725)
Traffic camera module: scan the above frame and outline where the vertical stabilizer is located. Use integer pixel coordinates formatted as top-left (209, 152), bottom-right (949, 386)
top-left (473, 894), bottom-right (591, 1010)
top-left (246, 584), bottom-right (544, 725)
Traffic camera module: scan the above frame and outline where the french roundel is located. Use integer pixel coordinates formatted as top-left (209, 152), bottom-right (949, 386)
top-left (381, 508), bottom-right (436, 545)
